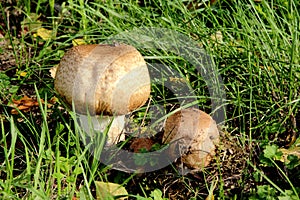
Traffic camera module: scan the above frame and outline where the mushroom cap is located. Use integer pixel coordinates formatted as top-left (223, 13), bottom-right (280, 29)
top-left (163, 108), bottom-right (219, 169)
top-left (54, 44), bottom-right (150, 115)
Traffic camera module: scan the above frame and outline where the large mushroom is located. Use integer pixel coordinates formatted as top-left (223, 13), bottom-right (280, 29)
top-left (163, 108), bottom-right (219, 170)
top-left (54, 44), bottom-right (151, 145)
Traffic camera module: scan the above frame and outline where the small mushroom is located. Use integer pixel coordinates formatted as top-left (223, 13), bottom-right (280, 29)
top-left (54, 44), bottom-right (151, 145)
top-left (163, 108), bottom-right (219, 170)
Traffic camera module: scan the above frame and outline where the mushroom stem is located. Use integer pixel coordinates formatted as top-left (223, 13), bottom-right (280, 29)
top-left (97, 115), bottom-right (126, 145)
top-left (79, 114), bottom-right (126, 146)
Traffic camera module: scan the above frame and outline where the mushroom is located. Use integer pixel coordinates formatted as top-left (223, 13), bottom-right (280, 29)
top-left (163, 108), bottom-right (219, 170)
top-left (54, 44), bottom-right (151, 145)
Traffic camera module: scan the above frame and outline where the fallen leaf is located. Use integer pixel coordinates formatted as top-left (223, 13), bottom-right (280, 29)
top-left (35, 27), bottom-right (53, 40)
top-left (19, 71), bottom-right (27, 77)
top-left (95, 181), bottom-right (128, 200)
top-left (11, 95), bottom-right (33, 105)
top-left (72, 38), bottom-right (86, 46)
top-left (9, 95), bottom-right (53, 114)
top-left (279, 147), bottom-right (300, 162)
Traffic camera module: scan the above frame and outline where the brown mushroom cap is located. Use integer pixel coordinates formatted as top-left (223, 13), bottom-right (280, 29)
top-left (163, 108), bottom-right (219, 170)
top-left (54, 44), bottom-right (150, 115)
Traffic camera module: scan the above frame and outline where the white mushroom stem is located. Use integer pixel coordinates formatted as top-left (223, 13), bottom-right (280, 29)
top-left (79, 114), bottom-right (126, 146)
top-left (96, 115), bottom-right (126, 145)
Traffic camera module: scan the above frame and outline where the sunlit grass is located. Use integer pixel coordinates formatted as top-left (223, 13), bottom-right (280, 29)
top-left (0, 0), bottom-right (299, 199)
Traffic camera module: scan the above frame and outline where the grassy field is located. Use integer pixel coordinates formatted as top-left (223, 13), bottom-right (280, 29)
top-left (0, 0), bottom-right (300, 199)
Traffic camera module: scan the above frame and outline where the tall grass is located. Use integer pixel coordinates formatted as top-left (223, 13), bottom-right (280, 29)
top-left (0, 0), bottom-right (299, 199)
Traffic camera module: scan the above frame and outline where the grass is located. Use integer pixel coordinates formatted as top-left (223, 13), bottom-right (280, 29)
top-left (0, 0), bottom-right (300, 199)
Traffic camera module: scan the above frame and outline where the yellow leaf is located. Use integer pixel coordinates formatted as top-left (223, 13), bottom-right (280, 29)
top-left (72, 38), bottom-right (86, 46)
top-left (279, 147), bottom-right (300, 162)
top-left (206, 178), bottom-right (217, 200)
top-left (19, 71), bottom-right (27, 77)
top-left (95, 181), bottom-right (128, 200)
top-left (206, 194), bottom-right (214, 200)
top-left (36, 28), bottom-right (53, 40)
